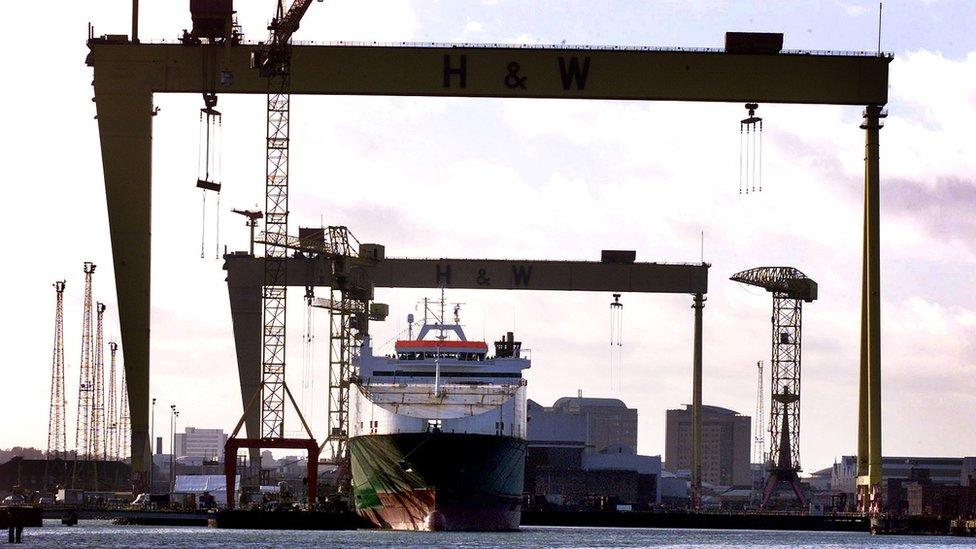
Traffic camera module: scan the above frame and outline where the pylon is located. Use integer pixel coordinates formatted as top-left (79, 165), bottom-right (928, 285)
top-left (73, 262), bottom-right (98, 490)
top-left (118, 353), bottom-right (131, 461)
top-left (47, 281), bottom-right (67, 459)
top-left (93, 303), bottom-right (106, 460)
top-left (74, 263), bottom-right (96, 460)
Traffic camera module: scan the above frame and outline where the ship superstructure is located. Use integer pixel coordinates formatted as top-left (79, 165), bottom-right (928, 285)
top-left (349, 301), bottom-right (529, 531)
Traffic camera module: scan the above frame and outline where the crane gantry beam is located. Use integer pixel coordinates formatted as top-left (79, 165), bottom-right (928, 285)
top-left (87, 34), bottom-right (890, 501)
top-left (86, 42), bottom-right (889, 104)
top-left (225, 252), bottom-right (710, 461)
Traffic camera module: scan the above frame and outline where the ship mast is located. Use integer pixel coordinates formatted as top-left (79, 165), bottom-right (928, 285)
top-left (435, 288), bottom-right (444, 395)
top-left (438, 287), bottom-right (446, 341)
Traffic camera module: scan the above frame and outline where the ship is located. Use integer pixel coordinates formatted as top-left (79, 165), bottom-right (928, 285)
top-left (349, 300), bottom-right (530, 531)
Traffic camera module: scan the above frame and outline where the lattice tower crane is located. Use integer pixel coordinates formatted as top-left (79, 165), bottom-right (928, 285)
top-left (74, 263), bottom-right (96, 460)
top-left (93, 302), bottom-right (107, 460)
top-left (730, 266), bottom-right (817, 508)
top-left (118, 344), bottom-right (131, 461)
top-left (73, 262), bottom-right (98, 490)
top-left (252, 0), bottom-right (321, 441)
top-left (47, 281), bottom-right (68, 459)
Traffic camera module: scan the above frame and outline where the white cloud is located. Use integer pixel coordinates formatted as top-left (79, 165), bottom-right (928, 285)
top-left (835, 1), bottom-right (869, 17)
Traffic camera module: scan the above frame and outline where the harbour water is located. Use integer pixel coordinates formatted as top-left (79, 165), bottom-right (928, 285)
top-left (19, 521), bottom-right (975, 548)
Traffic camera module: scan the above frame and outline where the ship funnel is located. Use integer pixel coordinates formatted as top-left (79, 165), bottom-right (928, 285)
top-left (494, 332), bottom-right (522, 358)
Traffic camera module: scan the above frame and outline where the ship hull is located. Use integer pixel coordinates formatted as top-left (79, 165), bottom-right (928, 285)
top-left (349, 432), bottom-right (525, 531)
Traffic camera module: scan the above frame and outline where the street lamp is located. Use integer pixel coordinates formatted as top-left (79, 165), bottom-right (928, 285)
top-left (150, 397), bottom-right (156, 494)
top-left (169, 405), bottom-right (177, 495)
top-left (174, 410), bottom-right (180, 493)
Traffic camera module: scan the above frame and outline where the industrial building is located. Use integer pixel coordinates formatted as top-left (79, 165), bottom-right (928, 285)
top-left (523, 397), bottom-right (665, 509)
top-left (0, 457), bottom-right (130, 496)
top-left (831, 456), bottom-right (975, 491)
top-left (547, 396), bottom-right (639, 454)
top-left (174, 427), bottom-right (228, 461)
top-left (830, 455), bottom-right (976, 514)
top-left (664, 405), bottom-right (751, 487)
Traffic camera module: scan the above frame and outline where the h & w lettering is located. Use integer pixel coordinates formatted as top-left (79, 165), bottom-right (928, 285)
top-left (557, 56), bottom-right (591, 91)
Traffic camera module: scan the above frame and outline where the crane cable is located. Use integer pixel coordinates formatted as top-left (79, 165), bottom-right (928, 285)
top-left (609, 294), bottom-right (623, 391)
top-left (739, 103), bottom-right (763, 195)
top-left (199, 108), bottom-right (206, 258)
top-left (739, 122), bottom-right (744, 195)
top-left (214, 112), bottom-right (223, 260)
top-left (301, 296), bottom-right (316, 427)
top-left (758, 119), bottom-right (763, 192)
top-left (197, 93), bottom-right (222, 260)
top-left (200, 191), bottom-right (207, 258)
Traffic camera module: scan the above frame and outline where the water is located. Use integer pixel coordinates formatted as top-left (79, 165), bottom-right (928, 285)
top-left (19, 520), bottom-right (974, 548)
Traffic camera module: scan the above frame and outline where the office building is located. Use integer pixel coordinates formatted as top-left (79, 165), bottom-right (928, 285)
top-left (664, 405), bottom-right (751, 487)
top-left (174, 427), bottom-right (228, 461)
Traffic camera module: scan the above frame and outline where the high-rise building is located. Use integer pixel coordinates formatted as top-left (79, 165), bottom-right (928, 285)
top-left (174, 427), bottom-right (228, 461)
top-left (664, 405), bottom-right (751, 487)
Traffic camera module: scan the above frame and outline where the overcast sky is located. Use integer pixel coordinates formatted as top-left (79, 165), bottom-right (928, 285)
top-left (3, 0), bottom-right (974, 472)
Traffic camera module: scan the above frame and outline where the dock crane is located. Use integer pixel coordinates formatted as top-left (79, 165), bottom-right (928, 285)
top-left (731, 267), bottom-right (817, 508)
top-left (224, 224), bottom-right (387, 508)
top-left (223, 0), bottom-right (323, 508)
top-left (253, 0), bottom-right (320, 447)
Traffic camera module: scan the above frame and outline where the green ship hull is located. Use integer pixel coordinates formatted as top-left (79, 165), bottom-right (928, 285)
top-left (349, 432), bottom-right (526, 531)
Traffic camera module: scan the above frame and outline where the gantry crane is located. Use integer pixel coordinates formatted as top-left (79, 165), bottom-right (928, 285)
top-left (89, 10), bottom-right (889, 503)
top-left (731, 266), bottom-right (817, 508)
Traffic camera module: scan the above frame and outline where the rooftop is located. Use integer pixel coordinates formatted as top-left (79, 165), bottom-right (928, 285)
top-left (553, 396), bottom-right (629, 409)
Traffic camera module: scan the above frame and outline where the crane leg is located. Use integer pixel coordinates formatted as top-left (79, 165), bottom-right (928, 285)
top-left (93, 87), bottom-right (153, 494)
top-left (227, 272), bottom-right (264, 466)
top-left (691, 293), bottom-right (704, 510)
top-left (857, 104), bottom-right (884, 514)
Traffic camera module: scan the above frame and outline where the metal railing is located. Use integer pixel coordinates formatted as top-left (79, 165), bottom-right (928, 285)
top-left (93, 36), bottom-right (893, 58)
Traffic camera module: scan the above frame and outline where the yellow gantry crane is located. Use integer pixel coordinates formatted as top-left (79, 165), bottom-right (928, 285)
top-left (89, 7), bottom-right (890, 510)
